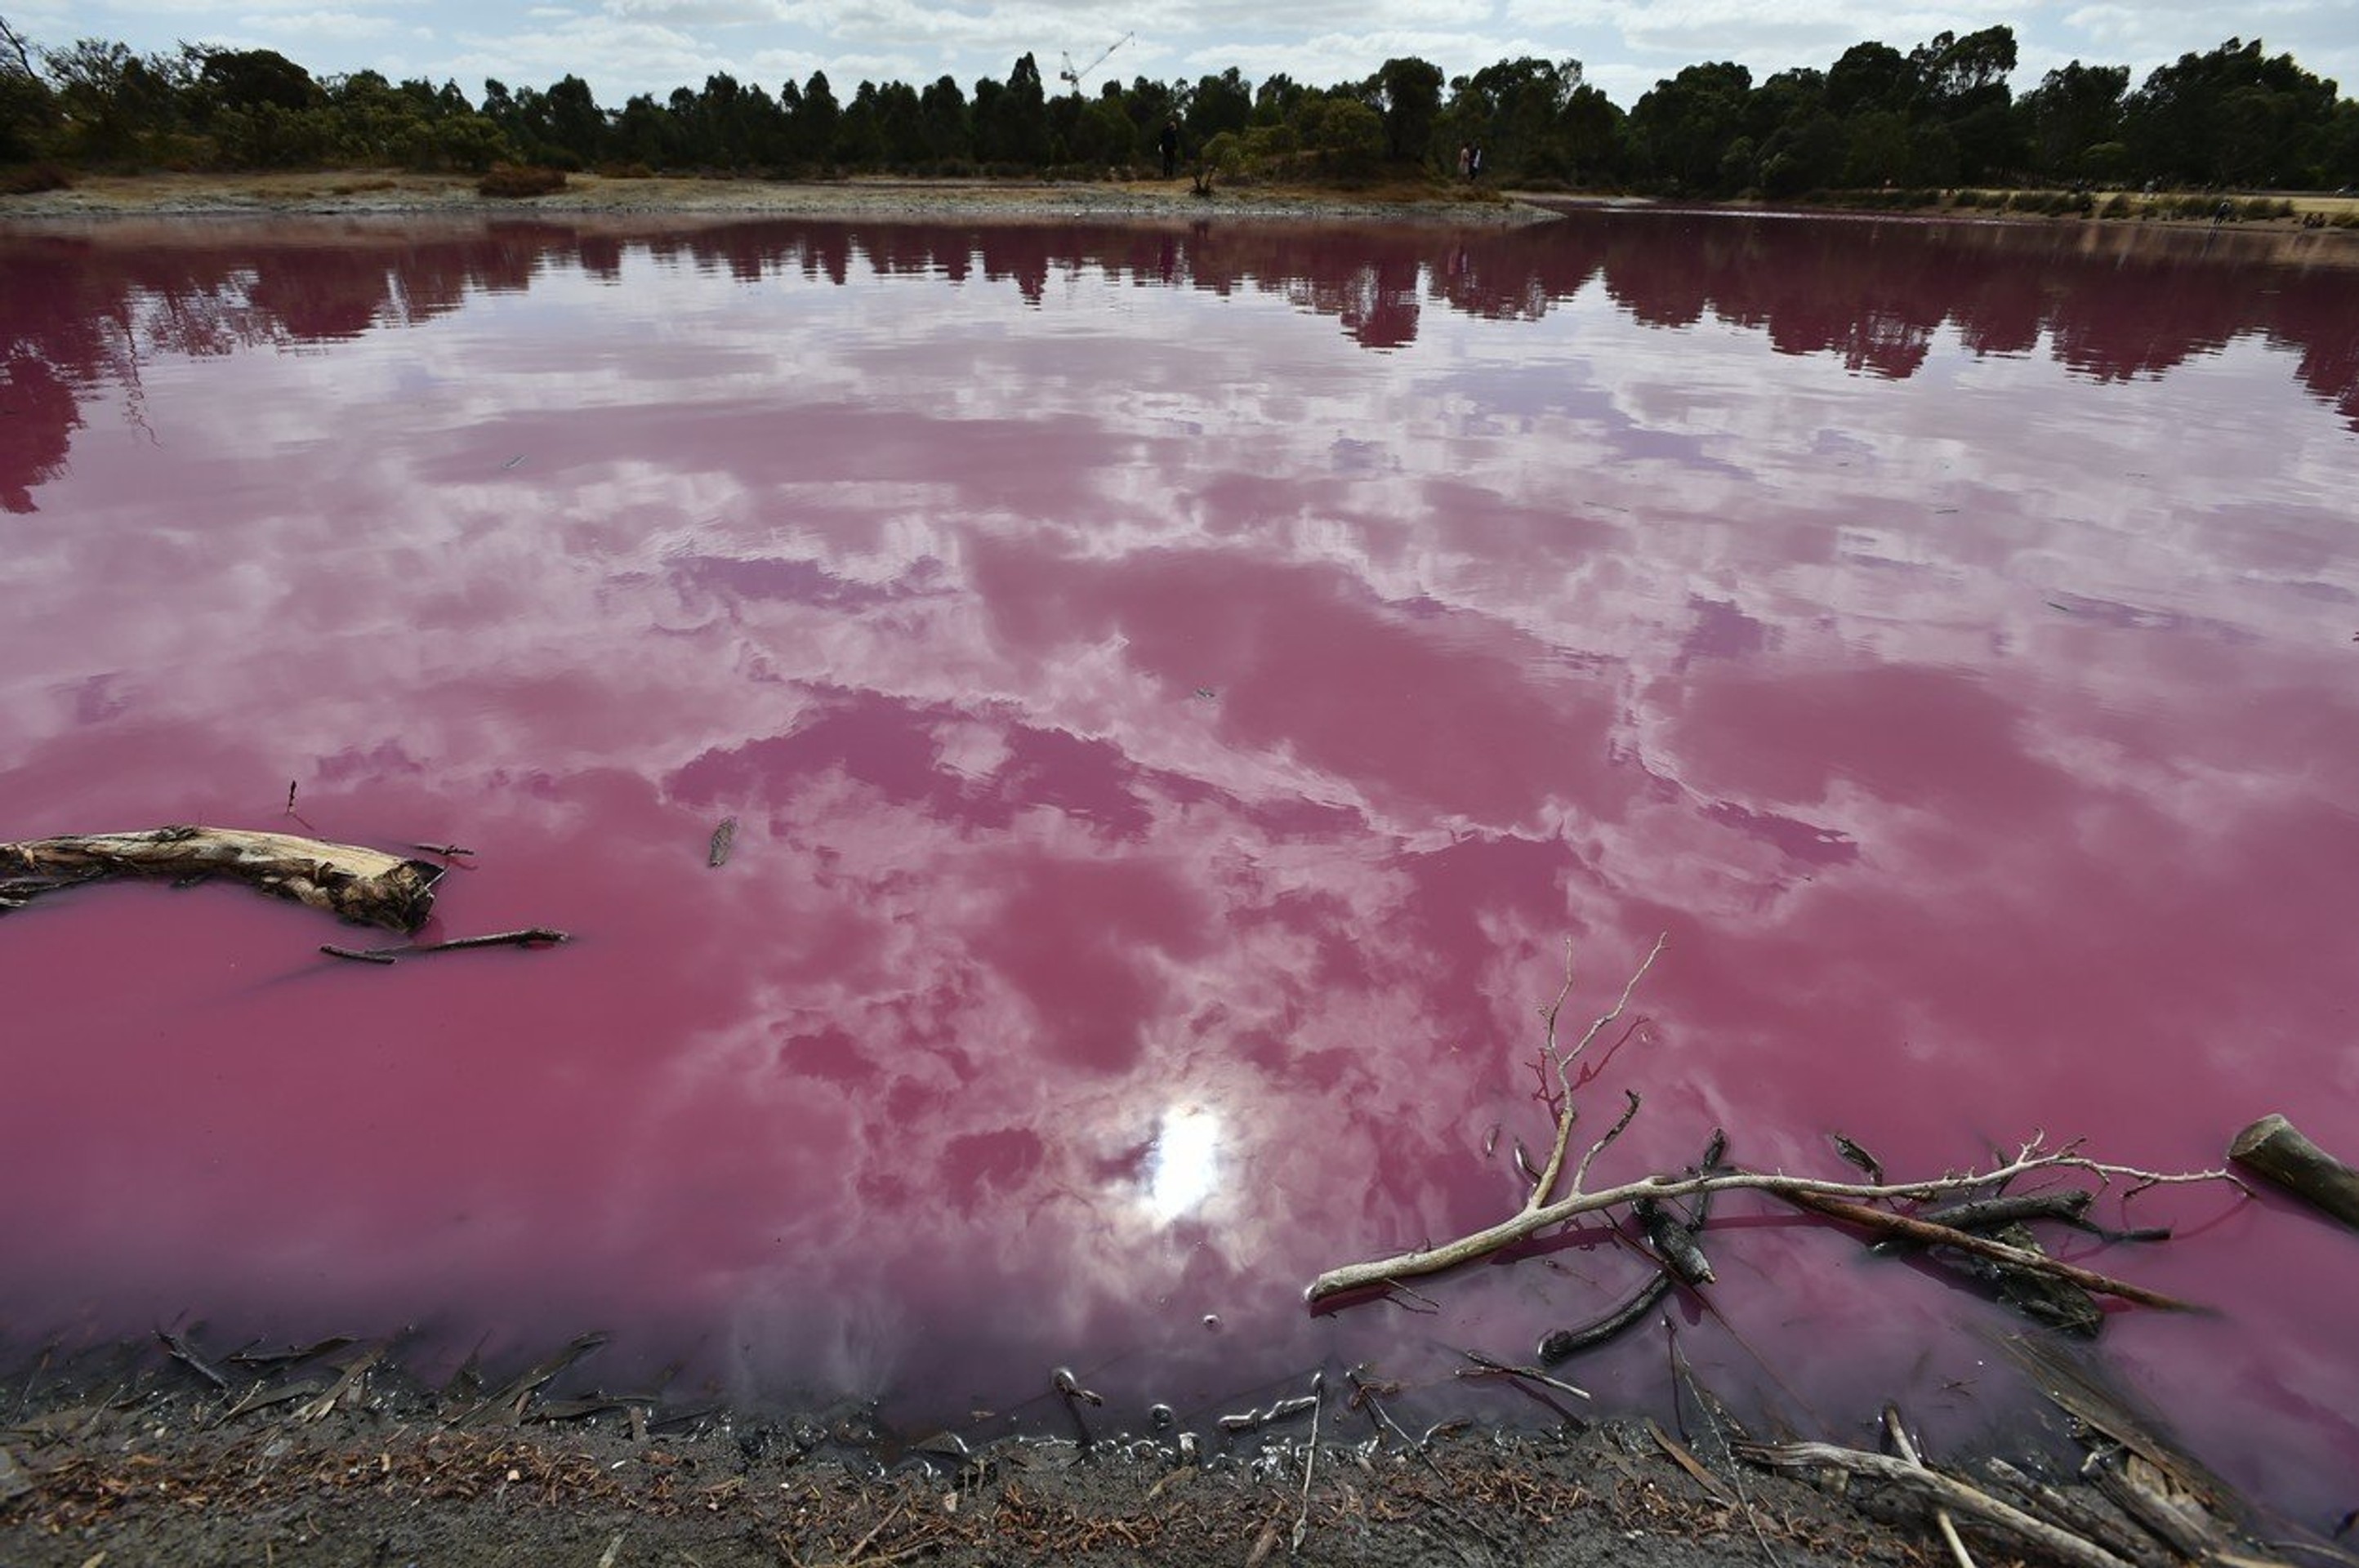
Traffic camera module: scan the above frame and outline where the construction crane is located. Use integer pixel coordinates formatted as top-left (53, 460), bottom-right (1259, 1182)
top-left (1059, 32), bottom-right (1133, 92)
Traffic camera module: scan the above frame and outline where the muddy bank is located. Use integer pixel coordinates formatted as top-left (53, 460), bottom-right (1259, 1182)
top-left (4, 1332), bottom-right (2327, 1568)
top-left (0, 1345), bottom-right (1942, 1568)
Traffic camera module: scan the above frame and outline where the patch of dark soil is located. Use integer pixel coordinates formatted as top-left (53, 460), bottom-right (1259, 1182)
top-left (12, 1328), bottom-right (2317, 1568)
top-left (0, 1344), bottom-right (1955, 1568)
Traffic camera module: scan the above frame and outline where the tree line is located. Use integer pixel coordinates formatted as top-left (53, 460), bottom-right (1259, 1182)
top-left (2, 13), bottom-right (2353, 194)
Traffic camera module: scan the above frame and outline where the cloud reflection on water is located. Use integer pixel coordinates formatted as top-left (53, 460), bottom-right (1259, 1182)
top-left (2, 210), bottom-right (2357, 1519)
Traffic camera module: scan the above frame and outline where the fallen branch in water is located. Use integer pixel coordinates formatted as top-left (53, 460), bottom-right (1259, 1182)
top-left (2, 826), bottom-right (443, 933)
top-left (1304, 940), bottom-right (2241, 1308)
top-left (1738, 1438), bottom-right (2138, 1568)
top-left (319, 928), bottom-right (570, 964)
top-left (2230, 1114), bottom-right (2359, 1232)
top-left (1769, 1189), bottom-right (2198, 1312)
top-left (1537, 1129), bottom-right (1726, 1365)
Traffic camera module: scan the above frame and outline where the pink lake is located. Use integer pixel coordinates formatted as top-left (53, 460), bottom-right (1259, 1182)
top-left (2, 208), bottom-right (2356, 1524)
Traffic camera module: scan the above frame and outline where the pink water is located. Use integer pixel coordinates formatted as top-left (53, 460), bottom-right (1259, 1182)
top-left (2, 210), bottom-right (2356, 1520)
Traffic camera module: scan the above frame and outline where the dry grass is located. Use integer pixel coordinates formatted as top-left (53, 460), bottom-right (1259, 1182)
top-left (478, 163), bottom-right (569, 198)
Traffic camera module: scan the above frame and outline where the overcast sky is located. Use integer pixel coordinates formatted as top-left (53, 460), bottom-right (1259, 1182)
top-left (14, 0), bottom-right (2357, 113)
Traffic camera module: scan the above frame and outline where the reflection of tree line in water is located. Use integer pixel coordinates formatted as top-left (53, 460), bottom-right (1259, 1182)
top-left (5, 210), bottom-right (2356, 509)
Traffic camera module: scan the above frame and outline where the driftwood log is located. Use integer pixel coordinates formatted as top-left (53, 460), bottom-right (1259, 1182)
top-left (2228, 1114), bottom-right (2359, 1232)
top-left (0, 826), bottom-right (443, 934)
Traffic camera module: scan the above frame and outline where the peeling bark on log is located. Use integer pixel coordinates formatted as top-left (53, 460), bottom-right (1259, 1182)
top-left (2228, 1114), bottom-right (2359, 1232)
top-left (0, 826), bottom-right (443, 934)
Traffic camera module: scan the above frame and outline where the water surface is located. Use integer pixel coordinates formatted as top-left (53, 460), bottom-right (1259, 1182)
top-left (2, 207), bottom-right (2356, 1521)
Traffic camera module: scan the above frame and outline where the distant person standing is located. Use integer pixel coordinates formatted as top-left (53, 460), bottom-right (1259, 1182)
top-left (1470, 144), bottom-right (1484, 180)
top-left (1457, 144), bottom-right (1472, 180)
top-left (1160, 119), bottom-right (1180, 179)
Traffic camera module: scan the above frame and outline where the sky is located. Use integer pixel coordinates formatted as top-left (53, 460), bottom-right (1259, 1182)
top-left (10, 0), bottom-right (2357, 114)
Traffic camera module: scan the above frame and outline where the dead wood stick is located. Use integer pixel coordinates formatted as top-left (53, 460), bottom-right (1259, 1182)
top-left (1773, 1189), bottom-right (2198, 1310)
top-left (321, 929), bottom-right (569, 964)
top-left (155, 1328), bottom-right (230, 1391)
top-left (454, 1333), bottom-right (608, 1428)
top-left (1307, 1147), bottom-right (2227, 1304)
top-left (1648, 1418), bottom-right (1737, 1507)
top-left (1919, 1189), bottom-right (2095, 1232)
top-left (2085, 1451), bottom-right (2226, 1561)
top-left (1539, 1270), bottom-right (1674, 1364)
top-left (2, 826), bottom-right (442, 933)
top-left (1887, 1405), bottom-right (1979, 1568)
top-left (1540, 1129), bottom-right (1728, 1363)
top-left (1982, 1459), bottom-right (2172, 1568)
top-left (2229, 1115), bottom-right (2359, 1232)
top-left (221, 1379), bottom-right (328, 1421)
top-left (1739, 1440), bottom-right (2138, 1568)
top-left (1456, 1348), bottom-right (1590, 1401)
top-left (409, 928), bottom-right (569, 954)
top-left (293, 1343), bottom-right (386, 1423)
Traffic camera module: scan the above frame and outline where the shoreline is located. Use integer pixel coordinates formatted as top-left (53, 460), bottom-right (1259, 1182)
top-left (0, 169), bottom-right (1554, 226)
top-left (0, 1333), bottom-right (2174, 1568)
top-left (7, 170), bottom-right (2358, 238)
top-left (0, 1327), bottom-right (2324, 1567)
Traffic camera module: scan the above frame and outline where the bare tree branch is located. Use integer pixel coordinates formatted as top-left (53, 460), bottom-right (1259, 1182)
top-left (1527, 933), bottom-right (1665, 1205)
top-left (1305, 941), bottom-right (2241, 1307)
top-left (0, 14), bottom-right (37, 79)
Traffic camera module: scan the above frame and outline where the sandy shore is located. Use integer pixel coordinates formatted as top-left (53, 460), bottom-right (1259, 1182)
top-left (7, 170), bottom-right (2357, 236)
top-left (0, 168), bottom-right (1557, 226)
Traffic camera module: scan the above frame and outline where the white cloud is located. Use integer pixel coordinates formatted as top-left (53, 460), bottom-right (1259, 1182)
top-left (243, 9), bottom-right (407, 38)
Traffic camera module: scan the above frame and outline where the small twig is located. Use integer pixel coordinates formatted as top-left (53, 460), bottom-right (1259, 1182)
top-left (1291, 1371), bottom-right (1322, 1553)
top-left (1217, 1394), bottom-right (1318, 1432)
top-left (1454, 1348), bottom-right (1590, 1401)
top-left (412, 928), bottom-right (569, 953)
top-left (1671, 1337), bottom-right (1780, 1568)
top-left (1571, 1089), bottom-right (1643, 1196)
top-left (411, 843), bottom-right (476, 859)
top-left (1647, 1416), bottom-right (1737, 1506)
top-left (1344, 1369), bottom-right (1509, 1555)
top-left (0, 14), bottom-right (37, 78)
top-left (1379, 1279), bottom-right (1443, 1314)
top-left (1887, 1405), bottom-right (1980, 1568)
top-left (1830, 1132), bottom-right (1885, 1183)
top-left (1527, 935), bottom-right (1666, 1205)
top-left (320, 928), bottom-right (569, 964)
top-left (155, 1327), bottom-right (230, 1391)
top-left (293, 1343), bottom-right (386, 1423)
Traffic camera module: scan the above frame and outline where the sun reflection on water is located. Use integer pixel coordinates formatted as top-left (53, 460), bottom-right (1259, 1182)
top-left (1142, 1107), bottom-right (1222, 1223)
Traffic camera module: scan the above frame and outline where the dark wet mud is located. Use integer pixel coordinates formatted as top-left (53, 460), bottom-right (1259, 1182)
top-left (6, 1335), bottom-right (2322, 1568)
